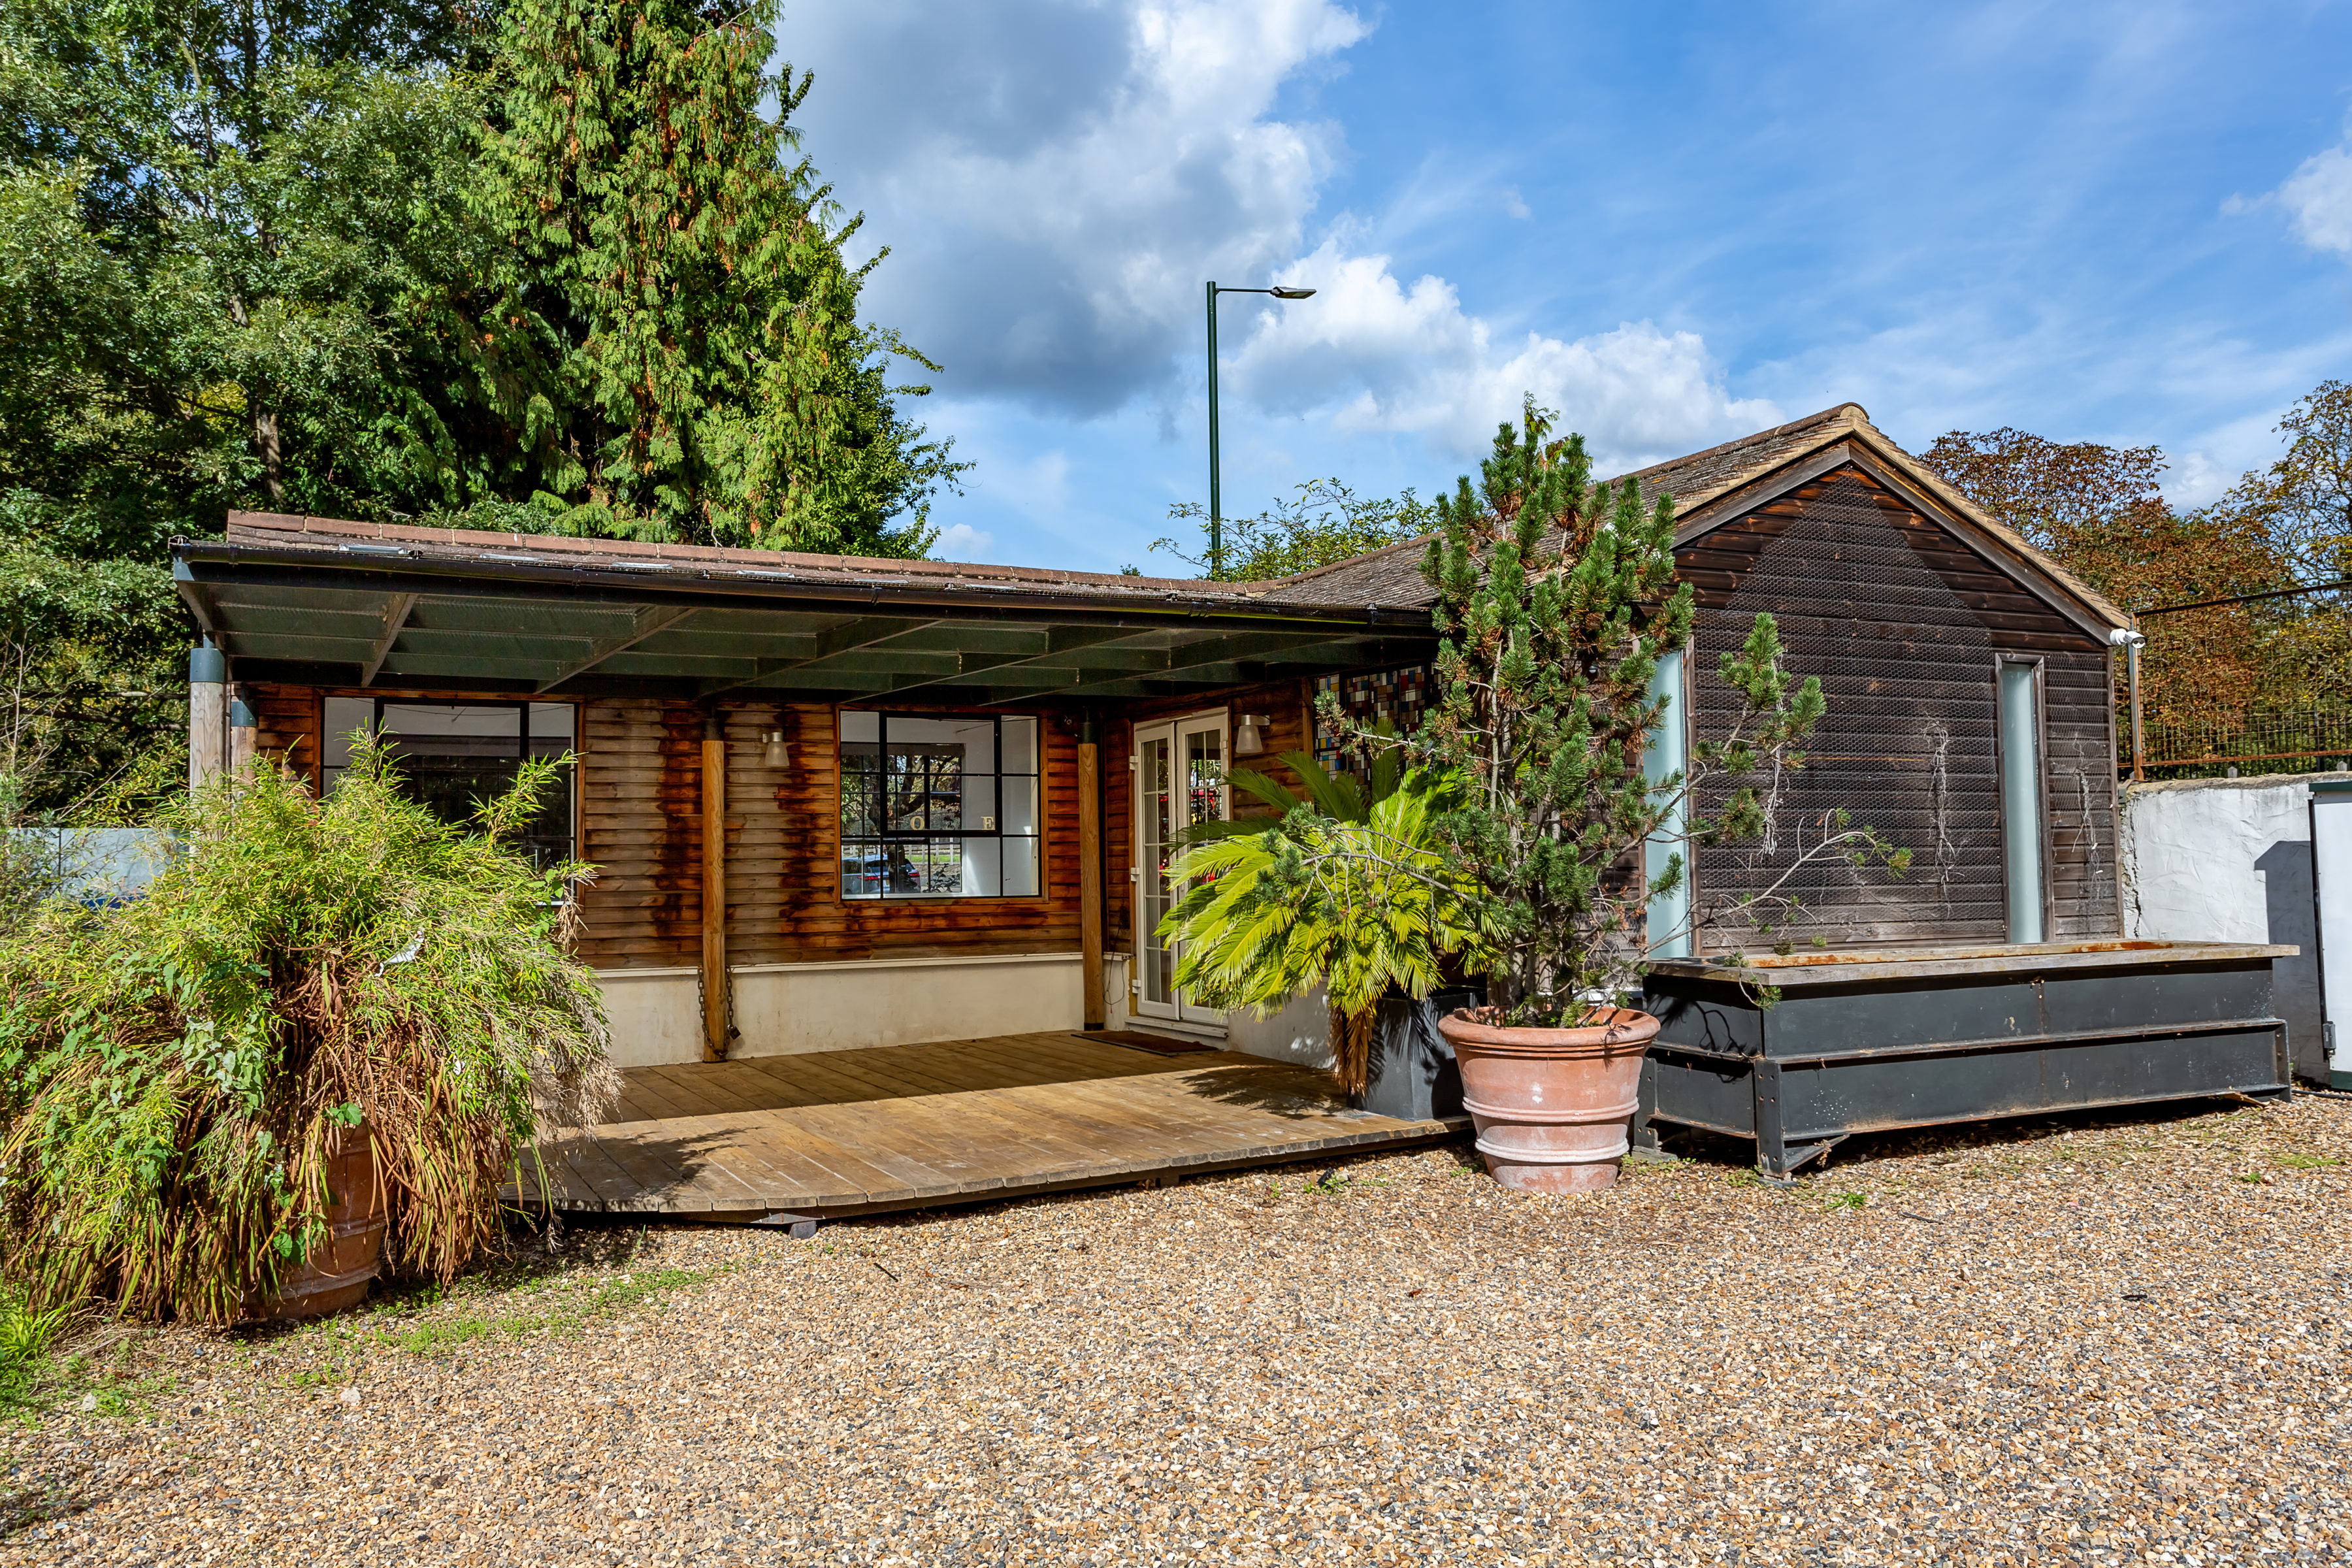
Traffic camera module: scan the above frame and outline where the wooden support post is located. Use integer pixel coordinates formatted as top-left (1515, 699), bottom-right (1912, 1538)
top-left (188, 643), bottom-right (225, 791)
top-left (227, 686), bottom-right (257, 779)
top-left (1079, 717), bottom-right (1105, 1030)
top-left (700, 706), bottom-right (730, 1062)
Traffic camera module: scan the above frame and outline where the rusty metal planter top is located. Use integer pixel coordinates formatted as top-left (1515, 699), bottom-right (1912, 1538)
top-left (1644, 939), bottom-right (2296, 990)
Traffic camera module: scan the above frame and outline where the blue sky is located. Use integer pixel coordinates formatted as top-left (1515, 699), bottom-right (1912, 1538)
top-left (782, 1), bottom-right (2352, 571)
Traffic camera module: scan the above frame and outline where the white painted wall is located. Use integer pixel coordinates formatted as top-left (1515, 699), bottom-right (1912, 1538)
top-left (2121, 774), bottom-right (2323, 1078)
top-left (14, 826), bottom-right (173, 902)
top-left (1225, 987), bottom-right (1335, 1070)
top-left (595, 953), bottom-right (1094, 1070)
top-left (1099, 957), bottom-right (1334, 1068)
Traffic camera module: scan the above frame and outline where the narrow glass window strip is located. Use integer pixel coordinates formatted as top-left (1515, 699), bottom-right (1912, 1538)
top-left (1999, 662), bottom-right (2045, 944)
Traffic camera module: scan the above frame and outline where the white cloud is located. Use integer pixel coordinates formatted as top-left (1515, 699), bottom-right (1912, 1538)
top-left (2230, 118), bottom-right (2352, 258)
top-left (789, 0), bottom-right (1772, 472)
top-left (966, 446), bottom-right (1073, 514)
top-left (2281, 139), bottom-right (2352, 255)
top-left (1227, 242), bottom-right (1781, 469)
top-left (2164, 450), bottom-right (2230, 508)
top-left (933, 521), bottom-right (997, 561)
top-left (791, 0), bottom-right (1365, 413)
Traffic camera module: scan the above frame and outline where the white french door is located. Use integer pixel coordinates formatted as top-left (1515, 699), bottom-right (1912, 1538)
top-left (1134, 711), bottom-right (1229, 1026)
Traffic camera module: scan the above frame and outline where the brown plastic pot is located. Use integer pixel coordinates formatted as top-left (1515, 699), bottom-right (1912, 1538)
top-left (1437, 1006), bottom-right (1662, 1194)
top-left (248, 1124), bottom-right (386, 1321)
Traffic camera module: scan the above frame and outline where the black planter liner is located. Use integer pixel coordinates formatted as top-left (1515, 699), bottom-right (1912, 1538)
top-left (1635, 941), bottom-right (2293, 1177)
top-left (1352, 988), bottom-right (1479, 1121)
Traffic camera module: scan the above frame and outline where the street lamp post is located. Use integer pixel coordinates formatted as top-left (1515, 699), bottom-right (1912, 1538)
top-left (1205, 281), bottom-right (1315, 579)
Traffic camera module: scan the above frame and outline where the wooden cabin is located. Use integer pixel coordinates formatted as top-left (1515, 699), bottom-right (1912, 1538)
top-left (172, 403), bottom-right (2134, 1079)
top-left (1275, 402), bottom-right (2136, 955)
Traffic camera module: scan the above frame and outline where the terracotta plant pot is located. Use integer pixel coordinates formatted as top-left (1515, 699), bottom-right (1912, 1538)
top-left (250, 1124), bottom-right (387, 1321)
top-left (1437, 1006), bottom-right (1662, 1194)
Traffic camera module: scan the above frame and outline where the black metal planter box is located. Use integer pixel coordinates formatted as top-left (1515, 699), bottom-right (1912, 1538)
top-left (1635, 941), bottom-right (2296, 1177)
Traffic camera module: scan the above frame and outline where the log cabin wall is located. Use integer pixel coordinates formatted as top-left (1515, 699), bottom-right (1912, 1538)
top-left (1681, 464), bottom-right (2121, 949)
top-left (571, 698), bottom-right (1086, 971)
top-left (237, 687), bottom-right (1086, 972)
top-left (248, 683), bottom-right (321, 792)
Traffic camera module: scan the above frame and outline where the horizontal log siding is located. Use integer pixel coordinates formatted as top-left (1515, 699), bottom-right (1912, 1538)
top-left (1685, 466), bottom-right (2119, 949)
top-left (248, 684), bottom-right (320, 791)
top-left (573, 699), bottom-right (1081, 971)
top-left (576, 700), bottom-right (702, 967)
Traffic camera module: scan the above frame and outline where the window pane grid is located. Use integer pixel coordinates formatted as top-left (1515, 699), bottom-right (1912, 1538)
top-left (323, 698), bottom-right (576, 872)
top-left (841, 711), bottom-right (1039, 900)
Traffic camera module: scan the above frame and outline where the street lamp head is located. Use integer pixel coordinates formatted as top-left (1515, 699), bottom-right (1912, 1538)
top-left (1269, 286), bottom-right (1316, 300)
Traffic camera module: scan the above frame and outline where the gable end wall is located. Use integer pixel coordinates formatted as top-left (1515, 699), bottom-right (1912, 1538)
top-left (1679, 465), bottom-right (2121, 949)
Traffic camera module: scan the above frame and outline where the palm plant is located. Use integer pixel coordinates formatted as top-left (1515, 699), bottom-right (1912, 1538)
top-left (1162, 760), bottom-right (1489, 1096)
top-left (1180, 743), bottom-right (1400, 843)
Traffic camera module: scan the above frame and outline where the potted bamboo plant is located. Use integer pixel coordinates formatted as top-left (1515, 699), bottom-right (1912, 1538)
top-left (0, 738), bottom-right (617, 1322)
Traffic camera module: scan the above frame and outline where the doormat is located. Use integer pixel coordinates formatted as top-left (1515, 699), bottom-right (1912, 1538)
top-left (1077, 1030), bottom-right (1218, 1056)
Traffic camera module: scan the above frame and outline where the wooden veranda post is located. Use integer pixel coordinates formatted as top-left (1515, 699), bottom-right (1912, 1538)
top-left (701, 706), bottom-right (730, 1062)
top-left (188, 642), bottom-right (225, 791)
top-left (1079, 717), bottom-right (1105, 1030)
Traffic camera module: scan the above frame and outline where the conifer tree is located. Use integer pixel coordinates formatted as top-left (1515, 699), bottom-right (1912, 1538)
top-left (480, 0), bottom-right (960, 553)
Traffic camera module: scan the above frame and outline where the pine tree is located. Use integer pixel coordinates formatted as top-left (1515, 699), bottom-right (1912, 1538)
top-left (1393, 399), bottom-right (1906, 1022)
top-left (480, 0), bottom-right (962, 553)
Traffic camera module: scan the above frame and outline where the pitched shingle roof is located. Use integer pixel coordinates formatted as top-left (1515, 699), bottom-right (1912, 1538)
top-left (1272, 403), bottom-right (2132, 633)
top-left (212, 402), bottom-right (2131, 636)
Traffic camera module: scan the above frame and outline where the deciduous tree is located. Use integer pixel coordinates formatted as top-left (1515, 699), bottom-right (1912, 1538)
top-left (1149, 480), bottom-right (1435, 581)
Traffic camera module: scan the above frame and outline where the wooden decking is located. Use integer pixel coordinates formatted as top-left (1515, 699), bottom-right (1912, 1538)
top-left (531, 1032), bottom-right (1467, 1219)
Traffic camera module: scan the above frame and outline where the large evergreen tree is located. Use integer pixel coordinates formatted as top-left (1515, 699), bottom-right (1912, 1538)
top-left (477, 0), bottom-right (960, 552)
top-left (0, 0), bottom-right (958, 811)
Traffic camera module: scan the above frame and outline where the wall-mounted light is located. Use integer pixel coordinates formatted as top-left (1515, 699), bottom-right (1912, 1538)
top-left (762, 728), bottom-right (790, 768)
top-left (1233, 714), bottom-right (1267, 756)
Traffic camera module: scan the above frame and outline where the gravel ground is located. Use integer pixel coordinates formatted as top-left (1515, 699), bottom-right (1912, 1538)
top-left (6, 1092), bottom-right (2352, 1567)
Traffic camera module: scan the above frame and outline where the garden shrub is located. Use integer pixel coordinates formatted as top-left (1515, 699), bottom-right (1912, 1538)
top-left (0, 741), bottom-right (615, 1322)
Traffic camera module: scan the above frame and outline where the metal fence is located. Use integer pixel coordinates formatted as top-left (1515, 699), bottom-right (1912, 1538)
top-left (2138, 704), bottom-right (2352, 779)
top-left (2127, 582), bottom-right (2352, 779)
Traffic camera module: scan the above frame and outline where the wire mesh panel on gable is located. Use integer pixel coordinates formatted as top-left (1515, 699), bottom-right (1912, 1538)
top-left (1313, 665), bottom-right (1436, 774)
top-left (1688, 472), bottom-right (2006, 950)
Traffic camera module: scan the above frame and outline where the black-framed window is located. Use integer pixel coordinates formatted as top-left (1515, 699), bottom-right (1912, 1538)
top-left (323, 698), bottom-right (577, 870)
top-left (840, 711), bottom-right (1040, 899)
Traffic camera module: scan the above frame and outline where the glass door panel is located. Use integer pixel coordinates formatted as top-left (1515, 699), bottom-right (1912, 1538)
top-left (1136, 729), bottom-right (1178, 1017)
top-left (1184, 725), bottom-right (1224, 830)
top-left (1134, 714), bottom-right (1228, 1025)
top-left (1998, 660), bottom-right (2046, 943)
top-left (1173, 717), bottom-right (1228, 1023)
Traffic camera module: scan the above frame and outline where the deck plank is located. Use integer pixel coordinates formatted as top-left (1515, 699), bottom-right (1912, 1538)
top-left (534, 1033), bottom-right (1465, 1219)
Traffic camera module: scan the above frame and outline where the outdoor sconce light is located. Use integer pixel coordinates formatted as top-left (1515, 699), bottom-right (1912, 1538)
top-left (1233, 715), bottom-right (1267, 756)
top-left (762, 728), bottom-right (789, 768)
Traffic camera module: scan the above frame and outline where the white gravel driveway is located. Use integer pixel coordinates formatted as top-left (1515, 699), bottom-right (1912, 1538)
top-left (7, 1094), bottom-right (2350, 1567)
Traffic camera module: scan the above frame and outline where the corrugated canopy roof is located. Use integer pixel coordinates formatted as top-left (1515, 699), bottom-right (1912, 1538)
top-left (174, 513), bottom-right (1436, 703)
